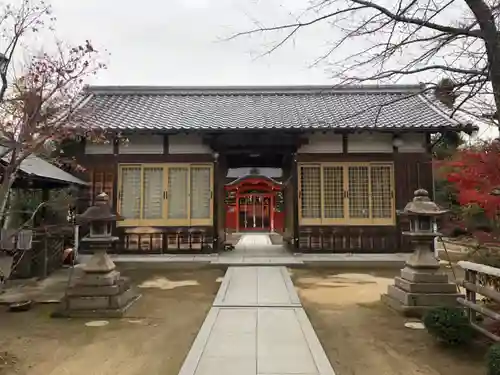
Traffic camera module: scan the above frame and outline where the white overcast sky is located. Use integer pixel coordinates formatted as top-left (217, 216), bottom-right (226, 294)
top-left (48, 0), bottom-right (333, 86)
top-left (25, 0), bottom-right (497, 139)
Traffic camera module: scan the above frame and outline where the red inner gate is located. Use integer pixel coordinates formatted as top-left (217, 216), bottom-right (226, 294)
top-left (225, 175), bottom-right (283, 233)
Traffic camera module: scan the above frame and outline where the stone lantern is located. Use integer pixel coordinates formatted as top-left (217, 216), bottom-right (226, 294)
top-left (402, 188), bottom-right (448, 269)
top-left (54, 193), bottom-right (140, 318)
top-left (75, 192), bottom-right (121, 273)
top-left (381, 189), bottom-right (462, 317)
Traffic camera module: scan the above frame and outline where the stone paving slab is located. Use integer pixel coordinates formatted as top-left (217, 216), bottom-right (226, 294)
top-left (237, 234), bottom-right (272, 247)
top-left (81, 253), bottom-right (408, 267)
top-left (296, 253), bottom-right (410, 261)
top-left (211, 256), bottom-right (303, 265)
top-left (178, 307), bottom-right (335, 375)
top-left (213, 266), bottom-right (301, 307)
top-left (178, 266), bottom-right (335, 375)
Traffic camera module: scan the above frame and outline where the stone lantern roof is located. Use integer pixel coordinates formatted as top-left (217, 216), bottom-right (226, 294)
top-left (402, 189), bottom-right (448, 217)
top-left (76, 192), bottom-right (123, 224)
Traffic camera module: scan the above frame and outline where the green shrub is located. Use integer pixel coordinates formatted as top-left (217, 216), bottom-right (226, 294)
top-left (487, 343), bottom-right (500, 375)
top-left (449, 226), bottom-right (470, 238)
top-left (423, 306), bottom-right (473, 346)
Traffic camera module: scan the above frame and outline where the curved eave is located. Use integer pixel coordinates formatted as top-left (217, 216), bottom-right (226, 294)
top-left (226, 174), bottom-right (283, 187)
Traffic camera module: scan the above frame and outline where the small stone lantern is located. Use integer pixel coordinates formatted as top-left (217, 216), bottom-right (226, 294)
top-left (75, 192), bottom-right (122, 273)
top-left (401, 189), bottom-right (448, 269)
top-left (381, 189), bottom-right (462, 317)
top-left (54, 193), bottom-right (139, 318)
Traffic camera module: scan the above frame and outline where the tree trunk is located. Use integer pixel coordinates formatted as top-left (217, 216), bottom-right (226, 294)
top-left (465, 0), bottom-right (500, 124)
top-left (0, 174), bottom-right (15, 221)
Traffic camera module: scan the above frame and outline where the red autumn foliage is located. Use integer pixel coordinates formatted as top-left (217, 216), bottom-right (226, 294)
top-left (441, 140), bottom-right (500, 218)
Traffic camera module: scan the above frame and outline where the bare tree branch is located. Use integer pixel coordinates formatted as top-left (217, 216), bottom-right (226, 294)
top-left (231, 0), bottom-right (500, 126)
top-left (351, 0), bottom-right (482, 38)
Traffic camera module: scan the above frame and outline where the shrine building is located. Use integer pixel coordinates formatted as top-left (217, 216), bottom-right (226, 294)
top-left (69, 85), bottom-right (471, 254)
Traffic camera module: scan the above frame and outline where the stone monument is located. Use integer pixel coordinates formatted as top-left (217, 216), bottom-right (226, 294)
top-left (54, 193), bottom-right (140, 318)
top-left (381, 189), bottom-right (462, 317)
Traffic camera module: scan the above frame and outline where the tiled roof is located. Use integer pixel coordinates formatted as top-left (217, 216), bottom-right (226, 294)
top-left (78, 85), bottom-right (469, 132)
top-left (0, 146), bottom-right (87, 186)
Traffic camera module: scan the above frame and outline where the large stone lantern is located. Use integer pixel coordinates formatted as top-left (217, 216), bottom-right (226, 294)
top-left (402, 188), bottom-right (448, 269)
top-left (381, 189), bottom-right (462, 317)
top-left (54, 193), bottom-right (140, 318)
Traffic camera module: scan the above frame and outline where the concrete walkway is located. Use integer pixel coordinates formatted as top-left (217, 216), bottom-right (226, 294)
top-left (214, 267), bottom-right (301, 307)
top-left (178, 266), bottom-right (336, 375)
top-left (212, 234), bottom-right (301, 265)
top-left (237, 234), bottom-right (273, 247)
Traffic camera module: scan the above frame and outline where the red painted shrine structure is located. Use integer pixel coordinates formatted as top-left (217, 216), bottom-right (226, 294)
top-left (224, 175), bottom-right (284, 233)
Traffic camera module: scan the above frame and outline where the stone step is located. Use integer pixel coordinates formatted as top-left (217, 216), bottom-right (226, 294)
top-left (269, 233), bottom-right (284, 245)
top-left (381, 293), bottom-right (433, 318)
top-left (387, 285), bottom-right (463, 307)
top-left (53, 294), bottom-right (141, 319)
top-left (395, 277), bottom-right (458, 294)
top-left (400, 268), bottom-right (449, 283)
top-left (224, 234), bottom-right (242, 245)
top-left (65, 286), bottom-right (139, 311)
top-left (66, 277), bottom-right (132, 297)
top-left (77, 270), bottom-right (121, 286)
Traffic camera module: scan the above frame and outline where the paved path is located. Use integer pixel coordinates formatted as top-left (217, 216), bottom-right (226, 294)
top-left (211, 234), bottom-right (300, 265)
top-left (178, 266), bottom-right (336, 375)
top-left (213, 266), bottom-right (301, 307)
top-left (236, 234), bottom-right (273, 247)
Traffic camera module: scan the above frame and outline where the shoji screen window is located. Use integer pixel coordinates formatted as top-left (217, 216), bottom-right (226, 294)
top-left (298, 163), bottom-right (395, 225)
top-left (118, 163), bottom-right (213, 227)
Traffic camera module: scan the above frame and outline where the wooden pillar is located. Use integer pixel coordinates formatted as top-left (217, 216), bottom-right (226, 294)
top-left (112, 136), bottom-right (120, 213)
top-left (270, 192), bottom-right (275, 232)
top-left (214, 154), bottom-right (228, 248)
top-left (235, 189), bottom-right (240, 232)
top-left (111, 137), bottom-right (120, 238)
top-left (291, 155), bottom-right (299, 251)
top-left (40, 188), bottom-right (50, 279)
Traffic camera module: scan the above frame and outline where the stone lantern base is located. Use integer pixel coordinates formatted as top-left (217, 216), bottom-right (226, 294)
top-left (381, 261), bottom-right (463, 318)
top-left (53, 250), bottom-right (141, 318)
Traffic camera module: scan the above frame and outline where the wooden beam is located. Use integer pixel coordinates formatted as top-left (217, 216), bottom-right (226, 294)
top-left (207, 132), bottom-right (305, 150)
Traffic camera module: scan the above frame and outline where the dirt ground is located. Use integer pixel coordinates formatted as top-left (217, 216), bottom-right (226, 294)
top-left (0, 267), bottom-right (223, 375)
top-left (291, 267), bottom-right (487, 375)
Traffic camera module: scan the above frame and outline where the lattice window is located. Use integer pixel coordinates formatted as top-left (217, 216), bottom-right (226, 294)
top-left (300, 166), bottom-right (321, 219)
top-left (117, 163), bottom-right (213, 226)
top-left (190, 166), bottom-right (211, 219)
top-left (143, 167), bottom-right (163, 219)
top-left (323, 166), bottom-right (344, 219)
top-left (120, 166), bottom-right (141, 219)
top-left (299, 162), bottom-right (394, 225)
top-left (348, 166), bottom-right (370, 219)
top-left (371, 165), bottom-right (393, 219)
top-left (168, 167), bottom-right (188, 219)
top-left (90, 170), bottom-right (114, 203)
